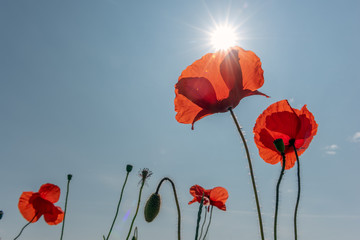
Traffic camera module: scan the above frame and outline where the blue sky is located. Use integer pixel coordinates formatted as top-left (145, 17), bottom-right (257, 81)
top-left (1, 0), bottom-right (359, 239)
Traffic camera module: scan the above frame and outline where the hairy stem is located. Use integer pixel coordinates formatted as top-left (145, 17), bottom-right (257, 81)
top-left (106, 171), bottom-right (130, 240)
top-left (274, 153), bottom-right (286, 240)
top-left (229, 108), bottom-right (265, 240)
top-left (202, 206), bottom-right (213, 240)
top-left (155, 177), bottom-right (181, 240)
top-left (292, 144), bottom-right (301, 240)
top-left (125, 179), bottom-right (145, 240)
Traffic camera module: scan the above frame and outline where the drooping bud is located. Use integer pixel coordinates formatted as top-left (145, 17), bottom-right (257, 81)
top-left (273, 139), bottom-right (285, 153)
top-left (67, 174), bottom-right (73, 181)
top-left (126, 164), bottom-right (133, 173)
top-left (144, 193), bottom-right (161, 222)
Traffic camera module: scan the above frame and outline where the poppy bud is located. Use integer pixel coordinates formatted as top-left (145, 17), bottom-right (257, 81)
top-left (273, 139), bottom-right (285, 153)
top-left (126, 164), bottom-right (133, 173)
top-left (144, 193), bottom-right (161, 222)
top-left (67, 174), bottom-right (72, 181)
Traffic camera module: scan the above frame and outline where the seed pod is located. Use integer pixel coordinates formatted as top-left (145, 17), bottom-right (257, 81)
top-left (144, 193), bottom-right (161, 222)
top-left (273, 138), bottom-right (285, 153)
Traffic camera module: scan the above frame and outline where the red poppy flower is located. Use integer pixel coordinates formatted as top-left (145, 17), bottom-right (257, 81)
top-left (175, 46), bottom-right (268, 129)
top-left (253, 100), bottom-right (318, 170)
top-left (188, 185), bottom-right (228, 211)
top-left (18, 183), bottom-right (64, 225)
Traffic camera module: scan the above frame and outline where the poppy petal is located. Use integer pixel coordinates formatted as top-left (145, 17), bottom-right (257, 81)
top-left (176, 77), bottom-right (218, 110)
top-left (18, 192), bottom-right (41, 223)
top-left (38, 183), bottom-right (61, 203)
top-left (209, 187), bottom-right (228, 211)
top-left (220, 48), bottom-right (243, 93)
top-left (295, 105), bottom-right (318, 151)
top-left (237, 47), bottom-right (265, 91)
top-left (174, 89), bottom-right (207, 125)
top-left (178, 51), bottom-right (230, 100)
top-left (44, 206), bottom-right (64, 225)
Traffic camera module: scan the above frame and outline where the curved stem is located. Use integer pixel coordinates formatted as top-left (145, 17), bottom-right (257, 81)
top-left (106, 172), bottom-right (130, 240)
top-left (274, 153), bottom-right (286, 240)
top-left (60, 175), bottom-right (72, 240)
top-left (229, 108), bottom-right (265, 240)
top-left (14, 214), bottom-right (37, 240)
top-left (155, 177), bottom-right (181, 240)
top-left (292, 144), bottom-right (301, 240)
top-left (199, 208), bottom-right (208, 240)
top-left (125, 180), bottom-right (145, 240)
top-left (194, 194), bottom-right (204, 240)
top-left (202, 206), bottom-right (213, 240)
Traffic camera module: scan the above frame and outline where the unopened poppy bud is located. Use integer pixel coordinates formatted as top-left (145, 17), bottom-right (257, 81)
top-left (67, 174), bottom-right (72, 181)
top-left (126, 164), bottom-right (133, 173)
top-left (144, 193), bottom-right (161, 222)
top-left (273, 139), bottom-right (285, 153)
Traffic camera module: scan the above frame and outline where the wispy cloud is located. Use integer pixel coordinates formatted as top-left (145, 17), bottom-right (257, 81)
top-left (350, 131), bottom-right (360, 142)
top-left (324, 144), bottom-right (339, 155)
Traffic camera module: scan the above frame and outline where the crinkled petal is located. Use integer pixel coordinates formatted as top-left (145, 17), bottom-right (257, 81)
top-left (209, 187), bottom-right (228, 211)
top-left (44, 206), bottom-right (64, 225)
top-left (18, 192), bottom-right (41, 222)
top-left (237, 47), bottom-right (265, 91)
top-left (39, 183), bottom-right (60, 203)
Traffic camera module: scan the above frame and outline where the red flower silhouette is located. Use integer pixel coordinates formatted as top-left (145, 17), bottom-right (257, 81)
top-left (253, 100), bottom-right (318, 169)
top-left (175, 46), bottom-right (268, 129)
top-left (18, 183), bottom-right (64, 225)
top-left (188, 185), bottom-right (228, 211)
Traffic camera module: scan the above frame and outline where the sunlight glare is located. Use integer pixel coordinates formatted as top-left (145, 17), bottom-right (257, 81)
top-left (210, 25), bottom-right (237, 51)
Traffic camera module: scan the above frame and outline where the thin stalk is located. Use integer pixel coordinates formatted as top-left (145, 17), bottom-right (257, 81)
top-left (274, 153), bottom-right (286, 240)
top-left (125, 179), bottom-right (145, 240)
top-left (292, 144), bottom-right (301, 240)
top-left (106, 171), bottom-right (130, 240)
top-left (60, 174), bottom-right (72, 240)
top-left (155, 177), bottom-right (181, 240)
top-left (229, 108), bottom-right (265, 240)
top-left (202, 206), bottom-right (213, 240)
top-left (194, 194), bottom-right (204, 240)
top-left (198, 208), bottom-right (208, 240)
top-left (14, 214), bottom-right (37, 240)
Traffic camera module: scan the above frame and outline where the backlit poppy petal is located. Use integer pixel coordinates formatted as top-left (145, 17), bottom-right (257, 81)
top-left (175, 46), bottom-right (267, 129)
top-left (253, 100), bottom-right (317, 170)
top-left (220, 49), bottom-right (243, 94)
top-left (176, 77), bottom-right (217, 110)
top-left (209, 187), bottom-right (228, 211)
top-left (38, 183), bottom-right (60, 203)
top-left (18, 183), bottom-right (64, 225)
top-left (174, 89), bottom-right (208, 124)
top-left (44, 206), bottom-right (64, 225)
top-left (237, 48), bottom-right (265, 91)
top-left (18, 192), bottom-right (40, 222)
top-left (178, 51), bottom-right (229, 100)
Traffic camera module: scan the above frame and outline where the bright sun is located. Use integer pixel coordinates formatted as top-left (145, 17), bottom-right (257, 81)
top-left (210, 25), bottom-right (237, 51)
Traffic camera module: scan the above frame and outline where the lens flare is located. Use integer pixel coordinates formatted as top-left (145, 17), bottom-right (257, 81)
top-left (210, 25), bottom-right (237, 51)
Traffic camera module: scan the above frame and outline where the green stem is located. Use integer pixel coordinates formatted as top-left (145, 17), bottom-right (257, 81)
top-left (292, 144), bottom-right (301, 240)
top-left (202, 206), bottom-right (213, 240)
top-left (198, 208), bottom-right (208, 240)
top-left (274, 153), bottom-right (286, 240)
top-left (125, 179), bottom-right (145, 240)
top-left (155, 177), bottom-right (181, 240)
top-left (60, 175), bottom-right (72, 240)
top-left (106, 171), bottom-right (130, 240)
top-left (194, 194), bottom-right (204, 240)
top-left (14, 214), bottom-right (37, 240)
top-left (229, 108), bottom-right (265, 240)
